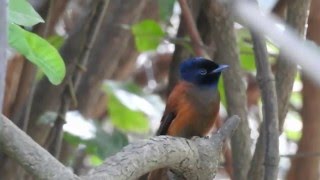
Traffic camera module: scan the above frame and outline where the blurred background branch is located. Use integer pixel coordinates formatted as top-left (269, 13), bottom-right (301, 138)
top-left (2, 0), bottom-right (320, 179)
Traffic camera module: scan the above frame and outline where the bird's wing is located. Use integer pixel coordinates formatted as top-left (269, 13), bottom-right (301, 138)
top-left (156, 82), bottom-right (191, 136)
top-left (156, 111), bottom-right (176, 135)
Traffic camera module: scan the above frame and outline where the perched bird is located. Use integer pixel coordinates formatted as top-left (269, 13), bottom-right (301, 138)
top-left (147, 57), bottom-right (228, 180)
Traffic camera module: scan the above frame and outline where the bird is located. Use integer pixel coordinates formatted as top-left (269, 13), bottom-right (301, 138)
top-left (147, 57), bottom-right (229, 180)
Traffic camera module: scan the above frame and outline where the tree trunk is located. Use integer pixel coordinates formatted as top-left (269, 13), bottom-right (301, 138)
top-left (287, 0), bottom-right (320, 179)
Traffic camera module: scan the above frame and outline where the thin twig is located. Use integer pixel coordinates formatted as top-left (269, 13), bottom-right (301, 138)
top-left (280, 152), bottom-right (320, 159)
top-left (46, 0), bottom-right (110, 158)
top-left (178, 0), bottom-right (209, 58)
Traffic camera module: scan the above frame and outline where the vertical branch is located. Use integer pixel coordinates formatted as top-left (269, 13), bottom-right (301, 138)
top-left (206, 2), bottom-right (252, 180)
top-left (178, 0), bottom-right (208, 57)
top-left (0, 0), bottom-right (7, 113)
top-left (275, 0), bottom-right (311, 131)
top-left (250, 28), bottom-right (279, 180)
top-left (167, 0), bottom-right (203, 93)
top-left (287, 0), bottom-right (320, 179)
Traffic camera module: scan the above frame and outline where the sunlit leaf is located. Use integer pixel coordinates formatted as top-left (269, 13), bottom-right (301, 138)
top-left (9, 0), bottom-right (44, 26)
top-left (237, 29), bottom-right (256, 71)
top-left (103, 82), bottom-right (150, 133)
top-left (283, 112), bottom-right (302, 141)
top-left (158, 0), bottom-right (176, 21)
top-left (47, 35), bottom-right (65, 49)
top-left (89, 155), bottom-right (104, 166)
top-left (285, 129), bottom-right (302, 141)
top-left (63, 121), bottom-right (129, 159)
top-left (132, 19), bottom-right (165, 52)
top-left (9, 24), bottom-right (66, 85)
top-left (218, 77), bottom-right (226, 107)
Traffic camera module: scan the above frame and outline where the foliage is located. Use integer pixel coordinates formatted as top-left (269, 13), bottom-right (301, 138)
top-left (8, 0), bottom-right (44, 26)
top-left (9, 24), bottom-right (65, 85)
top-left (158, 0), bottom-right (176, 21)
top-left (131, 19), bottom-right (165, 52)
top-left (103, 81), bottom-right (150, 134)
top-left (64, 121), bottom-right (129, 163)
top-left (8, 0), bottom-right (65, 85)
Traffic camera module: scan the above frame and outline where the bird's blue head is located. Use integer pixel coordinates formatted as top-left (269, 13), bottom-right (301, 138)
top-left (179, 57), bottom-right (229, 88)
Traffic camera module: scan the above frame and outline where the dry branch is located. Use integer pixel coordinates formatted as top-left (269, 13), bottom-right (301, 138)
top-left (0, 114), bottom-right (240, 180)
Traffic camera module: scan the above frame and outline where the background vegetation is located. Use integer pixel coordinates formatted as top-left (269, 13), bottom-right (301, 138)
top-left (0, 0), bottom-right (319, 179)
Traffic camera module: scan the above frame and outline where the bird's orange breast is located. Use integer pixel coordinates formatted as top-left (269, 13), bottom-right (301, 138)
top-left (165, 82), bottom-right (220, 138)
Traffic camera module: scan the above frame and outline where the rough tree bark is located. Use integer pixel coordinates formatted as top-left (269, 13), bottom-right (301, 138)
top-left (0, 114), bottom-right (240, 180)
top-left (206, 1), bottom-right (252, 179)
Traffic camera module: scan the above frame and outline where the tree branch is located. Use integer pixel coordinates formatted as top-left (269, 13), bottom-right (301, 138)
top-left (275, 0), bottom-right (311, 132)
top-left (0, 115), bottom-right (79, 180)
top-left (46, 0), bottom-right (110, 158)
top-left (84, 116), bottom-right (240, 180)
top-left (249, 17), bottom-right (279, 180)
top-left (178, 0), bottom-right (208, 58)
top-left (0, 114), bottom-right (240, 179)
top-left (206, 2), bottom-right (252, 179)
top-left (225, 0), bottom-right (320, 86)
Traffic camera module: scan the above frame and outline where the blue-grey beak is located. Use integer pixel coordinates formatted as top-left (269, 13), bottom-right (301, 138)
top-left (212, 64), bottom-right (229, 73)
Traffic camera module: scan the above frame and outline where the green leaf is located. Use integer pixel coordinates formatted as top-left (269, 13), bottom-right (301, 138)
top-left (158, 0), bottom-right (176, 21)
top-left (89, 155), bottom-right (104, 166)
top-left (237, 29), bottom-right (256, 71)
top-left (131, 19), bottom-right (165, 52)
top-left (283, 112), bottom-right (302, 141)
top-left (88, 129), bottom-right (128, 159)
top-left (239, 43), bottom-right (256, 71)
top-left (47, 35), bottom-right (65, 49)
top-left (103, 82), bottom-right (150, 133)
top-left (9, 0), bottom-right (44, 26)
top-left (63, 121), bottom-right (129, 159)
top-left (9, 24), bottom-right (66, 85)
top-left (218, 77), bottom-right (226, 107)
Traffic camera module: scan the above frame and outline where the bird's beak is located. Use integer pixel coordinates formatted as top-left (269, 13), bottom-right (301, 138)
top-left (212, 64), bottom-right (229, 73)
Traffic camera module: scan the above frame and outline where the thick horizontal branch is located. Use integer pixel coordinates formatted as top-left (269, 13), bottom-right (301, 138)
top-left (83, 115), bottom-right (240, 180)
top-left (0, 113), bottom-right (240, 180)
top-left (0, 115), bottom-right (79, 180)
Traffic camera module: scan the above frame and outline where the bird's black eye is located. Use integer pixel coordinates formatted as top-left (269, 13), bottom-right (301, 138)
top-left (199, 68), bottom-right (207, 75)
